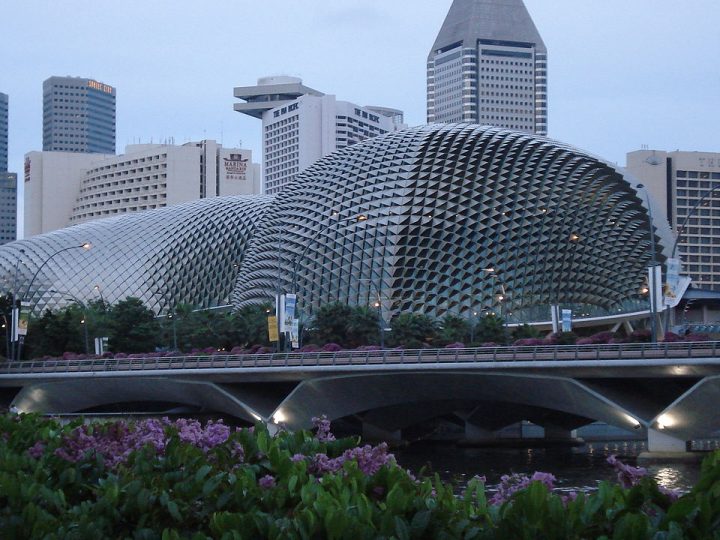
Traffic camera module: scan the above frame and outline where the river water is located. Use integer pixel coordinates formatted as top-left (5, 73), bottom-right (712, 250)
top-left (395, 439), bottom-right (720, 493)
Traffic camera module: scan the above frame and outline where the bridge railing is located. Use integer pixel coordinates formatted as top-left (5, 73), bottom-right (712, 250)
top-left (1, 341), bottom-right (719, 376)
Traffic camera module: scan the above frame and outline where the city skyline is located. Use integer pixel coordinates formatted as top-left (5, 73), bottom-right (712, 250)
top-left (2, 1), bottom-right (719, 206)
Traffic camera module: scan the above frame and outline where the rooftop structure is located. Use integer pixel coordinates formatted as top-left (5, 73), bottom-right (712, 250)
top-left (43, 76), bottom-right (116, 154)
top-left (427, 0), bottom-right (547, 134)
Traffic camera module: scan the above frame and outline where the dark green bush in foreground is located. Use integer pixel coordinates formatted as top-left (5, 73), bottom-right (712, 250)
top-left (1, 413), bottom-right (719, 539)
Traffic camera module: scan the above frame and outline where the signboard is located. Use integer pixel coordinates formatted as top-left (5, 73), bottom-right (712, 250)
top-left (561, 309), bottom-right (572, 332)
top-left (663, 258), bottom-right (681, 306)
top-left (648, 265), bottom-right (663, 313)
top-left (223, 153), bottom-right (249, 181)
top-left (267, 316), bottom-right (279, 342)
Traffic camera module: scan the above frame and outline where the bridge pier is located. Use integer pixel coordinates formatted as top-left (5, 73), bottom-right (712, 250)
top-left (543, 425), bottom-right (577, 441)
top-left (464, 422), bottom-right (496, 443)
top-left (647, 428), bottom-right (687, 453)
top-left (362, 422), bottom-right (402, 445)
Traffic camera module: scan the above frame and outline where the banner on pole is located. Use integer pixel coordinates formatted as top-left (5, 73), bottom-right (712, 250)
top-left (561, 309), bottom-right (572, 332)
top-left (11, 306), bottom-right (18, 341)
top-left (267, 316), bottom-right (279, 342)
top-left (289, 318), bottom-right (299, 349)
top-left (17, 302), bottom-right (30, 337)
top-left (283, 293), bottom-right (296, 333)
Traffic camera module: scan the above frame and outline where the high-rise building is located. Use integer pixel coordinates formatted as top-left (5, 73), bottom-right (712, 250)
top-left (43, 76), bottom-right (116, 154)
top-left (427, 0), bottom-right (547, 135)
top-left (24, 140), bottom-right (260, 237)
top-left (234, 76), bottom-right (405, 194)
top-left (627, 149), bottom-right (720, 291)
top-left (0, 173), bottom-right (17, 245)
top-left (0, 92), bottom-right (8, 171)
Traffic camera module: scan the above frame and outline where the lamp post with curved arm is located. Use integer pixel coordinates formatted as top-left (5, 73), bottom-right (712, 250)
top-left (665, 183), bottom-right (720, 330)
top-left (15, 242), bottom-right (92, 359)
top-left (636, 185), bottom-right (658, 343)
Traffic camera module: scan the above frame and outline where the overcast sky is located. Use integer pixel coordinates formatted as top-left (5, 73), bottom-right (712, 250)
top-left (2, 0), bottom-right (719, 183)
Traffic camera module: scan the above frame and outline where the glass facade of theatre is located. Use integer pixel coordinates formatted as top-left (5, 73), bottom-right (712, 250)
top-left (43, 76), bottom-right (116, 154)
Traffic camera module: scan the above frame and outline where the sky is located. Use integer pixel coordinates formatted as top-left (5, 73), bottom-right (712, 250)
top-left (2, 0), bottom-right (719, 200)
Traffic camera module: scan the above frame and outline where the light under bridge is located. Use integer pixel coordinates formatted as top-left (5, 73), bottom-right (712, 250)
top-left (1, 342), bottom-right (720, 453)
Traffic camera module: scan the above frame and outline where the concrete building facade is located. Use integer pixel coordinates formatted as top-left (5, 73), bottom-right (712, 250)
top-left (427, 0), bottom-right (547, 135)
top-left (24, 140), bottom-right (260, 237)
top-left (234, 76), bottom-right (404, 195)
top-left (627, 149), bottom-right (720, 292)
top-left (0, 92), bottom-right (8, 172)
top-left (43, 76), bottom-right (116, 154)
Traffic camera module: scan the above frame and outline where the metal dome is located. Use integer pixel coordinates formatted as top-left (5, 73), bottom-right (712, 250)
top-left (232, 123), bottom-right (670, 321)
top-left (0, 195), bottom-right (272, 315)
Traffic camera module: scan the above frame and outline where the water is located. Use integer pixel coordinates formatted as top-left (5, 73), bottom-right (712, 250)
top-left (395, 440), bottom-right (720, 493)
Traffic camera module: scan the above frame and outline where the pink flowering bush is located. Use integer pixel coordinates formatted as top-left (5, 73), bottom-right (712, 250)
top-left (2, 413), bottom-right (719, 538)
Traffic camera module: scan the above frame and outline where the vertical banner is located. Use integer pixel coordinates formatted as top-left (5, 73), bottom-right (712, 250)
top-left (17, 302), bottom-right (30, 337)
top-left (267, 316), bottom-right (279, 342)
top-left (289, 318), bottom-right (299, 349)
top-left (663, 258), bottom-right (681, 306)
top-left (283, 293), bottom-right (296, 334)
top-left (648, 265), bottom-right (662, 313)
top-left (11, 306), bottom-right (18, 342)
top-left (561, 309), bottom-right (572, 332)
top-left (277, 294), bottom-right (285, 332)
top-left (550, 305), bottom-right (559, 334)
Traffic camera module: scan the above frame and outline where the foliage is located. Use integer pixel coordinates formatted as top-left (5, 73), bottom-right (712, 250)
top-left (309, 302), bottom-right (354, 346)
top-left (1, 413), bottom-right (720, 538)
top-left (511, 324), bottom-right (542, 341)
top-left (439, 314), bottom-right (470, 346)
top-left (474, 314), bottom-right (508, 345)
top-left (546, 331), bottom-right (578, 346)
top-left (346, 306), bottom-right (380, 347)
top-left (388, 313), bottom-right (438, 348)
top-left (107, 297), bottom-right (161, 353)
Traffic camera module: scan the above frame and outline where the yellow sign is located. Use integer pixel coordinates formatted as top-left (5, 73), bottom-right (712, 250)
top-left (267, 316), bottom-right (279, 342)
top-left (88, 80), bottom-right (113, 93)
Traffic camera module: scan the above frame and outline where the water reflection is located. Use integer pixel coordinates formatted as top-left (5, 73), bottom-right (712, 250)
top-left (394, 440), bottom-right (715, 493)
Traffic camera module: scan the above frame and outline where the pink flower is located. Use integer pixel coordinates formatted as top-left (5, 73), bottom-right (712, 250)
top-left (28, 441), bottom-right (45, 459)
top-left (259, 474), bottom-right (276, 489)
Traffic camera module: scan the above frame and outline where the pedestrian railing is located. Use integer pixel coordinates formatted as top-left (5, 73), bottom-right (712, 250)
top-left (1, 341), bottom-right (719, 376)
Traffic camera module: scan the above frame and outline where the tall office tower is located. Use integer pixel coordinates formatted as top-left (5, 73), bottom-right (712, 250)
top-left (43, 76), bottom-right (116, 154)
top-left (0, 92), bottom-right (8, 171)
top-left (0, 173), bottom-right (17, 244)
top-left (627, 149), bottom-right (720, 291)
top-left (234, 76), bottom-right (405, 195)
top-left (427, 0), bottom-right (547, 135)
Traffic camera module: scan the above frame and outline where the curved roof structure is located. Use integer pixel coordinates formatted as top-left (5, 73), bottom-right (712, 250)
top-left (233, 123), bottom-right (670, 321)
top-left (0, 196), bottom-right (271, 315)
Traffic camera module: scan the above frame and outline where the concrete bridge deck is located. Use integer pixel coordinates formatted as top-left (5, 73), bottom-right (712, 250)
top-left (1, 342), bottom-right (719, 452)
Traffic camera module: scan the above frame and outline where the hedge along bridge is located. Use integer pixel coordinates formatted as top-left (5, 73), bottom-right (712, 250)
top-left (2, 342), bottom-right (720, 453)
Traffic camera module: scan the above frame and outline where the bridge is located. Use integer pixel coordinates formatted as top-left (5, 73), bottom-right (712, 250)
top-left (2, 342), bottom-right (719, 453)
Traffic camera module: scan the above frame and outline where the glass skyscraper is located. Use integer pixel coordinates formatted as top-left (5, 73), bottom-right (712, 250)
top-left (0, 92), bottom-right (8, 171)
top-left (427, 0), bottom-right (547, 135)
top-left (43, 76), bottom-right (116, 154)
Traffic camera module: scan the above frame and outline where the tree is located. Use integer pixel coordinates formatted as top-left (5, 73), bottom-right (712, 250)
top-left (388, 313), bottom-right (438, 348)
top-left (474, 314), bottom-right (507, 345)
top-left (232, 304), bottom-right (272, 348)
top-left (107, 297), bottom-right (159, 353)
top-left (439, 314), bottom-right (469, 346)
top-left (346, 306), bottom-right (380, 347)
top-left (309, 302), bottom-right (354, 346)
top-left (512, 324), bottom-right (541, 341)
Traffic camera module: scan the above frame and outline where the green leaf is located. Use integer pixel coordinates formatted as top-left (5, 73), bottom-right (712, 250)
top-left (167, 500), bottom-right (181, 521)
top-left (195, 464), bottom-right (212, 483)
top-left (288, 475), bottom-right (298, 494)
top-left (410, 510), bottom-right (431, 534)
top-left (394, 516), bottom-right (410, 540)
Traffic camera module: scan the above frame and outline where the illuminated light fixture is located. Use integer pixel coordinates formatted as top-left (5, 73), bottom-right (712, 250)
top-left (569, 233), bottom-right (580, 242)
top-left (624, 414), bottom-right (641, 428)
top-left (656, 413), bottom-right (674, 430)
top-left (250, 412), bottom-right (261, 421)
top-left (356, 214), bottom-right (368, 221)
top-left (272, 410), bottom-right (287, 424)
top-left (81, 242), bottom-right (92, 250)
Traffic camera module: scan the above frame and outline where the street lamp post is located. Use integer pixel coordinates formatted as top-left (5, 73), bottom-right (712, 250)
top-left (663, 183), bottom-right (720, 330)
top-left (16, 242), bottom-right (92, 360)
top-left (636, 185), bottom-right (658, 343)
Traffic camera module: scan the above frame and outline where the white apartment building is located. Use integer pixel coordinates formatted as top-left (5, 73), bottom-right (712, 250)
top-left (234, 76), bottom-right (404, 195)
top-left (627, 149), bottom-right (720, 291)
top-left (427, 0), bottom-right (547, 135)
top-left (24, 140), bottom-right (260, 237)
